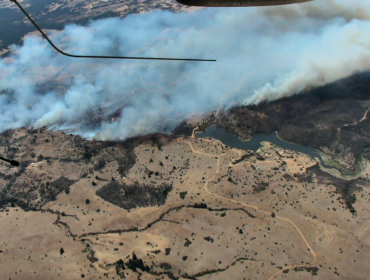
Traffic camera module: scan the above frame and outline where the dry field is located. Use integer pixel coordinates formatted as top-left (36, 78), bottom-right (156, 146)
top-left (0, 128), bottom-right (370, 279)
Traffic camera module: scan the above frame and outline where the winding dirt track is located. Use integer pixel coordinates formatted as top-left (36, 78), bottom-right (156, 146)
top-left (177, 135), bottom-right (317, 280)
top-left (25, 132), bottom-right (317, 279)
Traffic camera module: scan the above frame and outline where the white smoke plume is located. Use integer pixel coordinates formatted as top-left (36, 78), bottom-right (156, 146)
top-left (1, 0), bottom-right (370, 140)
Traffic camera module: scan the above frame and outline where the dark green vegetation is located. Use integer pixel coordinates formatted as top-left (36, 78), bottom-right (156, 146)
top-left (252, 181), bottom-right (269, 193)
top-left (293, 266), bottom-right (319, 276)
top-left (0, 175), bottom-right (75, 210)
top-left (96, 181), bottom-right (173, 210)
top-left (297, 164), bottom-right (366, 215)
top-left (112, 253), bottom-right (150, 279)
top-left (82, 244), bottom-right (99, 263)
top-left (179, 191), bottom-right (187, 199)
top-left (38, 177), bottom-right (76, 205)
top-left (231, 151), bottom-right (254, 165)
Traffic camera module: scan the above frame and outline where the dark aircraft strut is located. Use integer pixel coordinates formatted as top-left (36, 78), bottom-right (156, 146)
top-left (0, 156), bottom-right (20, 167)
top-left (9, 0), bottom-right (216, 62)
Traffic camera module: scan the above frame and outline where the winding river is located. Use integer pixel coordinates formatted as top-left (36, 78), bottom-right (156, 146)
top-left (197, 125), bottom-right (319, 154)
top-left (196, 125), bottom-right (328, 168)
top-left (196, 125), bottom-right (367, 179)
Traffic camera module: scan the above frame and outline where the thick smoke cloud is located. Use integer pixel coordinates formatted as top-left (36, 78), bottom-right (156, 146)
top-left (1, 0), bottom-right (370, 139)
